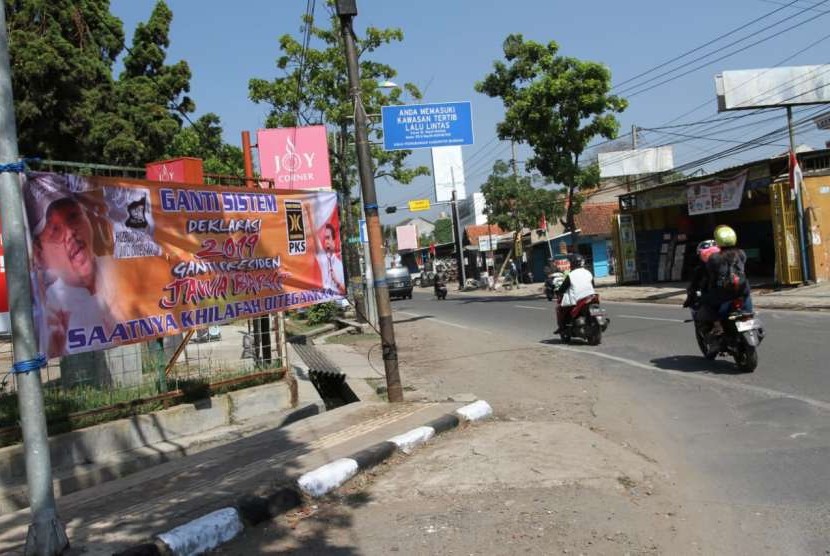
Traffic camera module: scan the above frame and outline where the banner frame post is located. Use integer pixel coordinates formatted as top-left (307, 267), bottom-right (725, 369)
top-left (0, 8), bottom-right (69, 554)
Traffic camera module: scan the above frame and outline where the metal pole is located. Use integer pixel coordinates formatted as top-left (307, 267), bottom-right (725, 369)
top-left (275, 313), bottom-right (288, 368)
top-left (450, 189), bottom-right (467, 289)
top-left (241, 132), bottom-right (263, 363)
top-left (359, 191), bottom-right (378, 327)
top-left (338, 122), bottom-right (366, 322)
top-left (631, 124), bottom-right (638, 149)
top-left (787, 107), bottom-right (811, 283)
top-left (0, 8), bottom-right (69, 554)
top-left (337, 4), bottom-right (403, 402)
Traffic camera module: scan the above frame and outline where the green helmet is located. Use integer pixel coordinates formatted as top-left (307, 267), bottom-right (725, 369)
top-left (714, 225), bottom-right (737, 247)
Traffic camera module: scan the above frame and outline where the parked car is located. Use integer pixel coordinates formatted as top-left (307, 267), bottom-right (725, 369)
top-left (386, 267), bottom-right (413, 299)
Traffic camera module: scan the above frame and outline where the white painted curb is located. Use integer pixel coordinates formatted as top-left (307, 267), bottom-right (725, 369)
top-left (455, 400), bottom-right (493, 422)
top-left (297, 457), bottom-right (359, 497)
top-left (388, 426), bottom-right (436, 454)
top-left (157, 507), bottom-right (243, 556)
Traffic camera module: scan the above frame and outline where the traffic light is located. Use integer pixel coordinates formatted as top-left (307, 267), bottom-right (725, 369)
top-left (385, 206), bottom-right (397, 214)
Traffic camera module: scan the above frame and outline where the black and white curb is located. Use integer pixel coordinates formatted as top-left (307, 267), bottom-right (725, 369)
top-left (115, 400), bottom-right (492, 556)
top-left (297, 400), bottom-right (493, 497)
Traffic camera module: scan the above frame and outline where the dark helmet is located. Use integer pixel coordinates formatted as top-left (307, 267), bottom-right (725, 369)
top-left (569, 254), bottom-right (585, 268)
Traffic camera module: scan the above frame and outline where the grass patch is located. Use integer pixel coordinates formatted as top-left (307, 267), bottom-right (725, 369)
top-left (0, 369), bottom-right (285, 447)
top-left (323, 332), bottom-right (380, 345)
top-left (285, 318), bottom-right (318, 336)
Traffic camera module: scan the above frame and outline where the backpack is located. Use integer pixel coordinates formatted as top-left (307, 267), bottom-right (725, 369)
top-left (717, 249), bottom-right (747, 293)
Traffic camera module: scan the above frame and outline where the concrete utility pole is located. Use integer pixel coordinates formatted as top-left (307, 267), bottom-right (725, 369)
top-left (335, 0), bottom-right (403, 402)
top-left (0, 8), bottom-right (69, 554)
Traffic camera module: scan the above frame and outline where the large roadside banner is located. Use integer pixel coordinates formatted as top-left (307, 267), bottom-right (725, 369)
top-left (22, 172), bottom-right (345, 358)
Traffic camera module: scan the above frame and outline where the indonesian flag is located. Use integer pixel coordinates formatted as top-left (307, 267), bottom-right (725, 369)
top-left (789, 150), bottom-right (803, 202)
top-left (538, 213), bottom-right (548, 231)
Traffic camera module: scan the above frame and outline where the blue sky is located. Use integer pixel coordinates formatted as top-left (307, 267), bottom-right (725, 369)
top-left (111, 0), bottom-right (830, 224)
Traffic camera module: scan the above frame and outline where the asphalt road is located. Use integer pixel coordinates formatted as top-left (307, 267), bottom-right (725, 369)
top-left (393, 288), bottom-right (830, 555)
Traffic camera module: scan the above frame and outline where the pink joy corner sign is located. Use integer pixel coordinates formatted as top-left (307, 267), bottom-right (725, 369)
top-left (256, 125), bottom-right (332, 190)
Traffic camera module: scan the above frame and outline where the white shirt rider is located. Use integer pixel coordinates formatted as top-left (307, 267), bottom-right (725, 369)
top-left (559, 267), bottom-right (596, 307)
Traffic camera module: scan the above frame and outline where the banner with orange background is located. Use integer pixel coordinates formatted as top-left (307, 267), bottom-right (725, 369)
top-left (22, 172), bottom-right (345, 358)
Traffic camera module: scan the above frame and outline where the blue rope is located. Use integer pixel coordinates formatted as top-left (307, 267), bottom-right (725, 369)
top-left (0, 161), bottom-right (26, 173)
top-left (374, 279), bottom-right (387, 287)
top-left (0, 158), bottom-right (40, 173)
top-left (12, 353), bottom-right (47, 375)
top-left (364, 203), bottom-right (378, 210)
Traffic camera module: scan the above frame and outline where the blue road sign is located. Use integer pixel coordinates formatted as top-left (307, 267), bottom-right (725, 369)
top-left (381, 101), bottom-right (473, 151)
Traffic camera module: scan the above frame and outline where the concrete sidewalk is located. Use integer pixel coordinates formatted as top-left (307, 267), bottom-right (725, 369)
top-left (443, 276), bottom-right (830, 310)
top-left (0, 399), bottom-right (468, 555)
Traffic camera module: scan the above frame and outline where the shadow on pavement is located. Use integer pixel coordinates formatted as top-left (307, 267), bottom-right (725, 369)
top-left (650, 354), bottom-right (751, 375)
top-left (458, 294), bottom-right (545, 304)
top-left (393, 315), bottom-right (434, 324)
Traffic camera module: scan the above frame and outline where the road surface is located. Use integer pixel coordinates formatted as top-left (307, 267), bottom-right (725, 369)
top-left (389, 289), bottom-right (830, 555)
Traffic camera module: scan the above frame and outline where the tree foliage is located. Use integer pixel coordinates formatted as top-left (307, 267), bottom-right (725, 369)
top-left (433, 218), bottom-right (453, 245)
top-left (5, 0), bottom-right (124, 161)
top-left (476, 34), bottom-right (626, 235)
top-left (6, 0), bottom-right (193, 166)
top-left (480, 160), bottom-right (562, 234)
top-left (90, 1), bottom-right (194, 166)
top-left (248, 5), bottom-right (429, 195)
top-left (166, 113), bottom-right (243, 175)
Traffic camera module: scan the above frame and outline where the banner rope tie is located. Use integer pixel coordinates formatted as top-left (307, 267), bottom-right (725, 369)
top-left (0, 157), bottom-right (41, 173)
top-left (12, 353), bottom-right (47, 375)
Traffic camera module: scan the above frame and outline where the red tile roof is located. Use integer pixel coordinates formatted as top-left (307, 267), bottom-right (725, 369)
top-left (573, 203), bottom-right (618, 236)
top-left (465, 224), bottom-right (505, 243)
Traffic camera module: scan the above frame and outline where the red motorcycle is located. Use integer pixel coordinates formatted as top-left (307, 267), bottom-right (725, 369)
top-left (556, 293), bottom-right (609, 345)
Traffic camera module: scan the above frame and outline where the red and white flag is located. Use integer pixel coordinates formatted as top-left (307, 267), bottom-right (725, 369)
top-left (789, 150), bottom-right (803, 202)
top-left (538, 213), bottom-right (548, 231)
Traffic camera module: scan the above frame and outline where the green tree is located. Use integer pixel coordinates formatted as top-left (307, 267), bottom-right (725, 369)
top-left (433, 218), bottom-right (453, 245)
top-left (166, 113), bottom-right (244, 176)
top-left (248, 5), bottom-right (429, 194)
top-left (480, 159), bottom-right (562, 276)
top-left (89, 0), bottom-right (194, 166)
top-left (476, 34), bottom-right (626, 239)
top-left (5, 0), bottom-right (124, 161)
top-left (418, 232), bottom-right (434, 248)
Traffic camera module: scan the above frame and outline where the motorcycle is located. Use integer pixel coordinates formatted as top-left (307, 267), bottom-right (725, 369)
top-left (434, 280), bottom-right (448, 300)
top-left (690, 295), bottom-right (764, 372)
top-left (557, 293), bottom-right (609, 345)
top-left (544, 272), bottom-right (562, 301)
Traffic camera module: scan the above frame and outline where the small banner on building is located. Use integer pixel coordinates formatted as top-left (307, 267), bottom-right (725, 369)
top-left (23, 172), bottom-right (345, 358)
top-left (686, 171), bottom-right (747, 216)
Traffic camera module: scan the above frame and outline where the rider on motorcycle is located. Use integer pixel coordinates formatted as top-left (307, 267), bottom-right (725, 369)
top-left (553, 254), bottom-right (595, 334)
top-left (697, 225), bottom-right (753, 352)
top-left (682, 239), bottom-right (720, 309)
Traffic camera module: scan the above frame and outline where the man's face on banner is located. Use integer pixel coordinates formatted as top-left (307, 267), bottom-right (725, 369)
top-left (129, 203), bottom-right (145, 221)
top-left (36, 199), bottom-right (96, 287)
top-left (323, 226), bottom-right (336, 254)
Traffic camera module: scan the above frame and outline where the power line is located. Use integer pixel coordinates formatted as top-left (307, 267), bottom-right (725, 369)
top-left (619, 0), bottom-right (830, 98)
top-left (613, 0), bottom-right (801, 91)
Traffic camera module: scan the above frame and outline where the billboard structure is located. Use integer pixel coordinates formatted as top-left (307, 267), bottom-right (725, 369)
top-left (598, 146), bottom-right (674, 178)
top-left (23, 172), bottom-right (345, 358)
top-left (716, 65), bottom-right (830, 111)
top-left (396, 225), bottom-right (419, 251)
top-left (256, 126), bottom-right (332, 190)
top-left (431, 145), bottom-right (466, 202)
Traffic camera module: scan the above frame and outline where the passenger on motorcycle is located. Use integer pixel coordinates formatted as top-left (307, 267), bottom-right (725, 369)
top-left (553, 254), bottom-right (595, 334)
top-left (697, 226), bottom-right (754, 350)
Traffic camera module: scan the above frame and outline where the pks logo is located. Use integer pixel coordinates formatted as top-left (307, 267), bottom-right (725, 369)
top-left (285, 200), bottom-right (306, 255)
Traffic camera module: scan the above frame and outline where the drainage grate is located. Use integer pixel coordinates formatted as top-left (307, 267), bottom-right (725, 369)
top-left (291, 342), bottom-right (359, 409)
